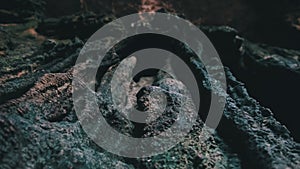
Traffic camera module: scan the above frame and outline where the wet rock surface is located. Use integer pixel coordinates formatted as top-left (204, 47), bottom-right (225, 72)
top-left (0, 1), bottom-right (300, 169)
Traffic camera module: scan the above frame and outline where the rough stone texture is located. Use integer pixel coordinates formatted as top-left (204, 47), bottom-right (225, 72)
top-left (0, 71), bottom-right (134, 169)
top-left (0, 1), bottom-right (300, 169)
top-left (221, 70), bottom-right (300, 169)
top-left (200, 26), bottom-right (300, 141)
top-left (0, 27), bottom-right (83, 104)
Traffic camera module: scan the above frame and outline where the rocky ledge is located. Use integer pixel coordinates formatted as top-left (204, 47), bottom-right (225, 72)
top-left (0, 1), bottom-right (299, 169)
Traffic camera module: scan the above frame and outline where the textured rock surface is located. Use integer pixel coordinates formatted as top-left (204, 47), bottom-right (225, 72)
top-left (0, 71), bottom-right (134, 169)
top-left (0, 1), bottom-right (300, 169)
top-left (0, 28), bottom-right (83, 104)
top-left (200, 26), bottom-right (300, 141)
